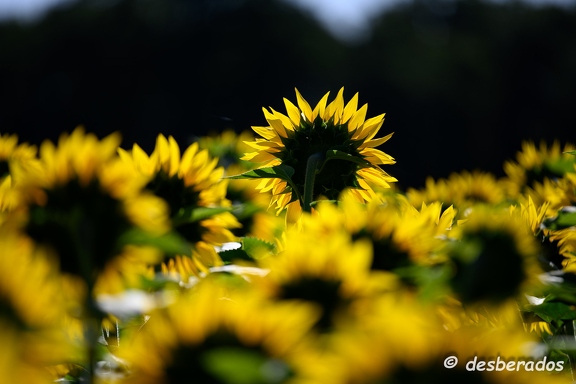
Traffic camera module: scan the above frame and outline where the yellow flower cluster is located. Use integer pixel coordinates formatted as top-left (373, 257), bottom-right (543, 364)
top-left (1, 90), bottom-right (575, 384)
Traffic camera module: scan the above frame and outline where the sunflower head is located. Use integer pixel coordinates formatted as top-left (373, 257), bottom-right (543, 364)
top-left (238, 88), bottom-right (397, 217)
top-left (503, 140), bottom-right (576, 198)
top-left (19, 128), bottom-right (169, 286)
top-left (407, 171), bottom-right (507, 219)
top-left (257, 216), bottom-right (392, 332)
top-left (0, 232), bottom-right (75, 383)
top-left (118, 282), bottom-right (319, 384)
top-left (119, 134), bottom-right (241, 269)
top-left (447, 207), bottom-right (541, 304)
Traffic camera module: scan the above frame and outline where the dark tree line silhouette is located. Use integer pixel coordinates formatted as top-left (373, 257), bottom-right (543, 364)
top-left (1, 0), bottom-right (575, 188)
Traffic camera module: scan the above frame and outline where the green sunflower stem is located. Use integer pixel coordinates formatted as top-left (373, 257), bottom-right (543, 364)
top-left (302, 153), bottom-right (323, 213)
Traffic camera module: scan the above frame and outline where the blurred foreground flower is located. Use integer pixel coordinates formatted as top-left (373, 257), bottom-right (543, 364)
top-left (118, 282), bottom-right (319, 384)
top-left (18, 128), bottom-right (170, 292)
top-left (0, 232), bottom-right (77, 383)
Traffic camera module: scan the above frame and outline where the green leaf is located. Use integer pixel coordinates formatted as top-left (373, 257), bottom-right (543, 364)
top-left (218, 249), bottom-right (253, 263)
top-left (529, 302), bottom-right (576, 323)
top-left (545, 158), bottom-right (576, 176)
top-left (226, 164), bottom-right (295, 181)
top-left (226, 164), bottom-right (302, 202)
top-left (202, 347), bottom-right (290, 384)
top-left (564, 150), bottom-right (576, 156)
top-left (118, 228), bottom-right (191, 256)
top-left (242, 237), bottom-right (275, 258)
top-left (232, 202), bottom-right (262, 221)
top-left (218, 237), bottom-right (275, 263)
top-left (173, 206), bottom-right (232, 226)
top-left (542, 208), bottom-right (576, 230)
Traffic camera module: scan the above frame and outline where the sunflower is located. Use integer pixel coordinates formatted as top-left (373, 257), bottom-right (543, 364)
top-left (0, 133), bottom-right (38, 179)
top-left (118, 282), bottom-right (319, 384)
top-left (327, 294), bottom-right (561, 384)
top-left (447, 206), bottom-right (542, 304)
top-left (503, 141), bottom-right (576, 203)
top-left (257, 215), bottom-right (396, 332)
top-left (407, 171), bottom-right (507, 217)
top-left (305, 192), bottom-right (453, 271)
top-left (197, 130), bottom-right (285, 242)
top-left (0, 232), bottom-right (76, 383)
top-left (17, 128), bottom-right (169, 290)
top-left (0, 133), bottom-right (39, 211)
top-left (239, 88), bottom-right (397, 219)
top-left (197, 129), bottom-right (256, 170)
top-left (118, 134), bottom-right (241, 271)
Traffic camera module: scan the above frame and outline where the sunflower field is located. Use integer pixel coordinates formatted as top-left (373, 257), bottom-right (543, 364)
top-left (1, 88), bottom-right (576, 384)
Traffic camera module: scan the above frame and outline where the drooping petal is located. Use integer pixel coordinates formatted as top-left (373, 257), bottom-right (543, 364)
top-left (251, 126), bottom-right (277, 141)
top-left (362, 148), bottom-right (396, 165)
top-left (360, 132), bottom-right (394, 149)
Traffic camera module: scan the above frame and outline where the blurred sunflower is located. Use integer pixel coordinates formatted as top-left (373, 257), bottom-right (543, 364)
top-left (0, 133), bottom-right (39, 211)
top-left (198, 130), bottom-right (285, 242)
top-left (18, 128), bottom-right (169, 290)
top-left (258, 218), bottom-right (395, 332)
top-left (503, 141), bottom-right (576, 204)
top-left (407, 171), bottom-right (507, 216)
top-left (0, 232), bottom-right (76, 383)
top-left (0, 133), bottom-right (38, 180)
top-left (328, 289), bottom-right (562, 384)
top-left (118, 134), bottom-right (241, 271)
top-left (240, 88), bottom-right (397, 219)
top-left (447, 207), bottom-right (542, 304)
top-left (197, 129), bottom-right (256, 170)
top-left (118, 282), bottom-right (319, 384)
top-left (308, 192), bottom-right (453, 271)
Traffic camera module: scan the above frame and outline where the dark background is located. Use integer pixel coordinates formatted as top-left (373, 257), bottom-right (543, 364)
top-left (1, 0), bottom-right (575, 189)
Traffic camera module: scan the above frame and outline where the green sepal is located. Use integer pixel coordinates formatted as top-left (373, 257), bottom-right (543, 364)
top-left (117, 228), bottom-right (191, 256)
top-left (564, 150), bottom-right (576, 156)
top-left (318, 149), bottom-right (371, 173)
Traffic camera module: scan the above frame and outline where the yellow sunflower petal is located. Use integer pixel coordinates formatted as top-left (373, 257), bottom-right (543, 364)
top-left (295, 88), bottom-right (314, 123)
top-left (362, 148), bottom-right (396, 165)
top-left (360, 132), bottom-right (394, 149)
top-left (283, 97), bottom-right (301, 127)
top-left (263, 108), bottom-right (289, 138)
top-left (312, 91), bottom-right (330, 121)
top-left (324, 87), bottom-right (345, 122)
top-left (355, 113), bottom-right (386, 141)
top-left (252, 126), bottom-right (278, 141)
top-left (342, 92), bottom-right (359, 124)
top-left (348, 103), bottom-right (368, 132)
